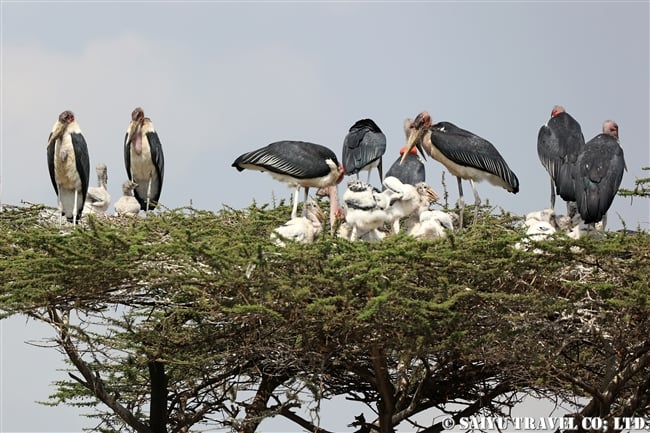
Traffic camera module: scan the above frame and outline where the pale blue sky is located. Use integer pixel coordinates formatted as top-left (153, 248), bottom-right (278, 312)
top-left (1, 1), bottom-right (649, 431)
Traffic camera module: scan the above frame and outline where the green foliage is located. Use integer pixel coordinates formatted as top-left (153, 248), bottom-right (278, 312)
top-left (1, 201), bottom-right (649, 432)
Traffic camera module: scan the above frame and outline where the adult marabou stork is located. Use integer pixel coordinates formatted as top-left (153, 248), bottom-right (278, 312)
top-left (124, 107), bottom-right (165, 212)
top-left (537, 105), bottom-right (585, 212)
top-left (385, 146), bottom-right (426, 187)
top-left (342, 118), bottom-right (386, 184)
top-left (47, 110), bottom-right (90, 225)
top-left (402, 111), bottom-right (519, 228)
top-left (385, 118), bottom-right (426, 187)
top-left (574, 120), bottom-right (626, 227)
top-left (233, 141), bottom-right (345, 219)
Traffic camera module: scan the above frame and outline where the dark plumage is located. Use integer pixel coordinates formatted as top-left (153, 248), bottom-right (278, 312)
top-left (385, 146), bottom-right (425, 187)
top-left (403, 111), bottom-right (519, 227)
top-left (537, 105), bottom-right (585, 210)
top-left (233, 140), bottom-right (345, 219)
top-left (575, 120), bottom-right (626, 225)
top-left (342, 118), bottom-right (386, 183)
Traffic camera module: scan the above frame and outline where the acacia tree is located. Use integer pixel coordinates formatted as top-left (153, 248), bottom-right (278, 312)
top-left (1, 198), bottom-right (649, 433)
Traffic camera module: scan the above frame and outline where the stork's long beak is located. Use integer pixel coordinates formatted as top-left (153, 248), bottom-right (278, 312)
top-left (400, 128), bottom-right (426, 165)
top-left (127, 122), bottom-right (138, 145)
top-left (48, 122), bottom-right (64, 147)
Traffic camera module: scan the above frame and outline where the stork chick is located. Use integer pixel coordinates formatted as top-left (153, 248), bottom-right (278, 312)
top-left (83, 163), bottom-right (111, 217)
top-left (271, 199), bottom-right (325, 246)
top-left (114, 180), bottom-right (141, 217)
top-left (408, 210), bottom-right (455, 240)
top-left (342, 179), bottom-right (394, 241)
top-left (383, 177), bottom-right (439, 234)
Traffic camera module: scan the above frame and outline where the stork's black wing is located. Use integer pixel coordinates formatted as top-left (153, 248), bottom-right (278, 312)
top-left (385, 153), bottom-right (425, 187)
top-left (71, 132), bottom-right (91, 206)
top-left (146, 130), bottom-right (165, 202)
top-left (575, 134), bottom-right (625, 224)
top-left (233, 141), bottom-right (339, 179)
top-left (46, 133), bottom-right (58, 195)
top-left (342, 119), bottom-right (386, 175)
top-left (430, 122), bottom-right (519, 193)
top-left (549, 112), bottom-right (585, 201)
top-left (124, 131), bottom-right (132, 181)
top-left (537, 124), bottom-right (562, 185)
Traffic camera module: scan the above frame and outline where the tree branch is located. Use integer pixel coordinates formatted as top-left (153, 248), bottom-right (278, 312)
top-left (48, 307), bottom-right (152, 433)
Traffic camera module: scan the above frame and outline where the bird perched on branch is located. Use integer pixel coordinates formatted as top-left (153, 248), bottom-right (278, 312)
top-left (408, 210), bottom-right (455, 240)
top-left (342, 118), bottom-right (386, 184)
top-left (537, 105), bottom-right (585, 213)
top-left (385, 119), bottom-right (426, 187)
top-left (124, 107), bottom-right (165, 212)
top-left (270, 199), bottom-right (325, 246)
top-left (233, 140), bottom-right (345, 219)
top-left (342, 179), bottom-right (393, 241)
top-left (114, 180), bottom-right (141, 217)
top-left (83, 163), bottom-right (111, 217)
top-left (574, 120), bottom-right (626, 228)
top-left (47, 110), bottom-right (90, 225)
top-left (382, 176), bottom-right (439, 234)
top-left (403, 111), bottom-right (519, 228)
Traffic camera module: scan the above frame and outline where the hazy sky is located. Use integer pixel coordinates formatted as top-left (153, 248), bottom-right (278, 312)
top-left (1, 1), bottom-right (649, 431)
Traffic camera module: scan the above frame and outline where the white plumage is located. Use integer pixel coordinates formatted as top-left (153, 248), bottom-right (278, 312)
top-left (342, 179), bottom-right (394, 241)
top-left (382, 177), bottom-right (439, 234)
top-left (83, 163), bottom-right (111, 217)
top-left (114, 180), bottom-right (141, 217)
top-left (408, 210), bottom-right (455, 240)
top-left (271, 199), bottom-right (325, 246)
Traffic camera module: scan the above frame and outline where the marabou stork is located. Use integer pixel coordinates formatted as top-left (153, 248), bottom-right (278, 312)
top-left (124, 107), bottom-right (165, 212)
top-left (342, 118), bottom-right (386, 184)
top-left (83, 163), bottom-right (111, 217)
top-left (114, 180), bottom-right (141, 217)
top-left (537, 105), bottom-right (585, 212)
top-left (47, 110), bottom-right (90, 225)
top-left (402, 111), bottom-right (519, 228)
top-left (342, 179), bottom-right (392, 241)
top-left (574, 120), bottom-right (626, 227)
top-left (382, 176), bottom-right (439, 234)
top-left (232, 140), bottom-right (345, 219)
top-left (270, 198), bottom-right (325, 246)
top-left (408, 209), bottom-right (455, 240)
top-left (385, 146), bottom-right (426, 187)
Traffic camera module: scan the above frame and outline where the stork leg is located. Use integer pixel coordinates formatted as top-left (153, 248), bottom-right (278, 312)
top-left (73, 189), bottom-right (78, 225)
top-left (377, 159), bottom-right (383, 184)
top-left (302, 187), bottom-right (310, 217)
top-left (146, 175), bottom-right (153, 212)
top-left (57, 186), bottom-right (63, 227)
top-left (291, 186), bottom-right (300, 219)
top-left (468, 179), bottom-right (481, 225)
top-left (456, 177), bottom-right (465, 229)
top-left (549, 176), bottom-right (556, 210)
